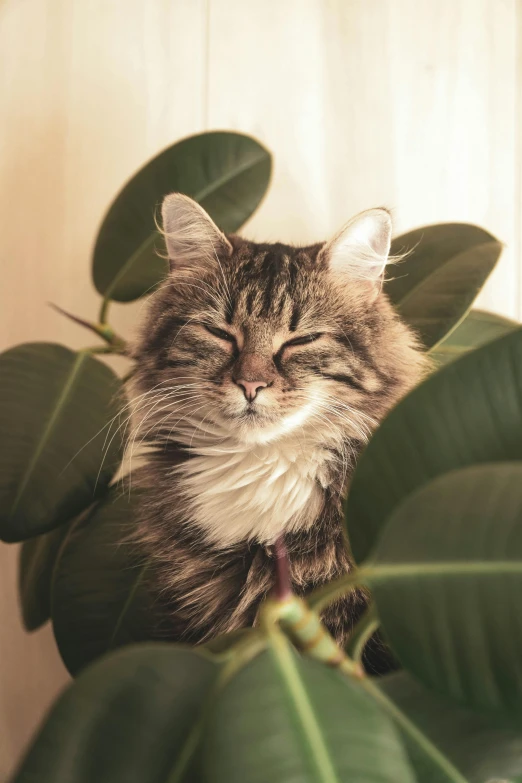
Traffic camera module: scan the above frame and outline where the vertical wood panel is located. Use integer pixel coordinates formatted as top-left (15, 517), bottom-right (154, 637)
top-left (385, 0), bottom-right (518, 315)
top-left (0, 0), bottom-right (207, 353)
top-left (0, 1), bottom-right (207, 776)
top-left (207, 0), bottom-right (396, 243)
top-left (207, 0), bottom-right (518, 315)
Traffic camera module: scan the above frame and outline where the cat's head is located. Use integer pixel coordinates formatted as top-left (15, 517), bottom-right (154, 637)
top-left (132, 194), bottom-right (425, 449)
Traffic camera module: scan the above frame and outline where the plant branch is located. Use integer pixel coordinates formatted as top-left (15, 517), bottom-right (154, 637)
top-left (49, 303), bottom-right (99, 335)
top-left (50, 302), bottom-right (127, 354)
top-left (260, 540), bottom-right (364, 677)
top-left (260, 594), bottom-right (363, 677)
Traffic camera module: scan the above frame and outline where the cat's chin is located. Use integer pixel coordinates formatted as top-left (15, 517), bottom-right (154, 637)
top-left (210, 406), bottom-right (286, 445)
top-left (216, 398), bottom-right (320, 446)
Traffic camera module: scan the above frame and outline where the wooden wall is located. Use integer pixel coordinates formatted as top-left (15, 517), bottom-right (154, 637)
top-left (1, 0), bottom-right (520, 776)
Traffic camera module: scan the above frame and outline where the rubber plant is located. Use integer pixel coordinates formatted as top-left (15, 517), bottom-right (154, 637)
top-left (2, 129), bottom-right (521, 781)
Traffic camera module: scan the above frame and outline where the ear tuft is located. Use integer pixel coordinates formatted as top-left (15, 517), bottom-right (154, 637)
top-left (319, 208), bottom-right (393, 282)
top-left (161, 193), bottom-right (232, 271)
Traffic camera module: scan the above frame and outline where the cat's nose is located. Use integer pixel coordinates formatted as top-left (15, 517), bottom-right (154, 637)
top-left (235, 379), bottom-right (268, 402)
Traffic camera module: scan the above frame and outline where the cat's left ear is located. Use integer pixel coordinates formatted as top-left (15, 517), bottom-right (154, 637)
top-left (161, 193), bottom-right (232, 271)
top-left (319, 208), bottom-right (392, 292)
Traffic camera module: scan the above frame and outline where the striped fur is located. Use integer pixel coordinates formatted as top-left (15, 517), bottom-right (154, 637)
top-left (129, 200), bottom-right (427, 646)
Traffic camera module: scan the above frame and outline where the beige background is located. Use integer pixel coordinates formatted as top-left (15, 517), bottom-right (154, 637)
top-left (1, 0), bottom-right (521, 777)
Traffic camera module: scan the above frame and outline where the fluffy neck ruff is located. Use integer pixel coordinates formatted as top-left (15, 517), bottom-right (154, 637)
top-left (168, 415), bottom-right (349, 549)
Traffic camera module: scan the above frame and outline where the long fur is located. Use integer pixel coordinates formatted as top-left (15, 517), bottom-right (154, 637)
top-left (128, 201), bottom-right (427, 646)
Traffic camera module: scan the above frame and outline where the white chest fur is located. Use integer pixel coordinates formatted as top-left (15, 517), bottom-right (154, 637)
top-left (175, 432), bottom-right (335, 548)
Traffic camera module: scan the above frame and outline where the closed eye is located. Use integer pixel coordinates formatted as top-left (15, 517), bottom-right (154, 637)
top-left (283, 333), bottom-right (323, 348)
top-left (204, 324), bottom-right (236, 343)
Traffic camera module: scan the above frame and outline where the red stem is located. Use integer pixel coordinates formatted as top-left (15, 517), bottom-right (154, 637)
top-left (274, 535), bottom-right (292, 600)
top-left (49, 302), bottom-right (100, 336)
top-left (49, 302), bottom-right (127, 353)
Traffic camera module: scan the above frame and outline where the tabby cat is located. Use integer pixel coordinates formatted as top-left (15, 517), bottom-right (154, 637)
top-left (130, 193), bottom-right (426, 646)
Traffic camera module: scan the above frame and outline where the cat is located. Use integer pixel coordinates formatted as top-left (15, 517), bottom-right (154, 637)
top-left (129, 193), bottom-right (426, 648)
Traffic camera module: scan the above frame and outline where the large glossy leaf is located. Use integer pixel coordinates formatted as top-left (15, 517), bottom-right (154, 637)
top-left (386, 224), bottom-right (501, 349)
top-left (430, 308), bottom-right (519, 366)
top-left (346, 326), bottom-right (522, 563)
top-left (52, 490), bottom-right (154, 676)
top-left (0, 344), bottom-right (125, 542)
top-left (387, 223), bottom-right (499, 304)
top-left (380, 672), bottom-right (522, 783)
top-left (366, 463), bottom-right (522, 725)
top-left (202, 630), bottom-right (415, 783)
top-left (19, 521), bottom-right (73, 631)
top-left (92, 131), bottom-right (272, 302)
top-left (397, 243), bottom-right (500, 349)
top-left (12, 644), bottom-right (218, 783)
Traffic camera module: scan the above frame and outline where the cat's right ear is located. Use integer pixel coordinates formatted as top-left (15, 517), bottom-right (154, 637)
top-left (161, 193), bottom-right (232, 271)
top-left (318, 208), bottom-right (393, 288)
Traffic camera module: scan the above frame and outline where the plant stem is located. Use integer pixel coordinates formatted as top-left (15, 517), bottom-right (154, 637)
top-left (99, 296), bottom-right (110, 325)
top-left (95, 322), bottom-right (127, 353)
top-left (258, 542), bottom-right (364, 676)
top-left (260, 592), bottom-right (363, 678)
top-left (274, 535), bottom-right (292, 599)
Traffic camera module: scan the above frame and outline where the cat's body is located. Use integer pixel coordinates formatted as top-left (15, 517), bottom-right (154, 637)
top-left (131, 196), bottom-right (426, 645)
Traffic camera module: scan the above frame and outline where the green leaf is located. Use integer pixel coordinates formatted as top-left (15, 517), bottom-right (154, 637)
top-left (397, 243), bottom-right (500, 349)
top-left (12, 644), bottom-right (218, 783)
top-left (346, 326), bottom-right (522, 563)
top-left (202, 630), bottom-right (415, 783)
top-left (19, 522), bottom-right (72, 631)
top-left (0, 343), bottom-right (125, 542)
top-left (52, 490), bottom-right (154, 676)
top-left (92, 131), bottom-right (272, 302)
top-left (387, 223), bottom-right (499, 304)
top-left (344, 603), bottom-right (380, 663)
top-left (380, 672), bottom-right (522, 783)
top-left (386, 224), bottom-right (502, 349)
top-left (366, 463), bottom-right (522, 725)
top-left (430, 309), bottom-right (519, 366)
